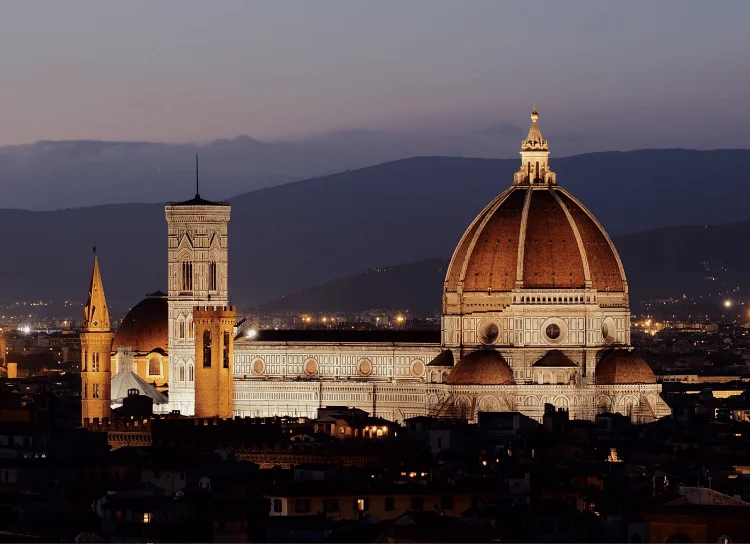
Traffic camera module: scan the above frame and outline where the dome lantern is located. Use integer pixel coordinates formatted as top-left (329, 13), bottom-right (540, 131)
top-left (514, 106), bottom-right (556, 186)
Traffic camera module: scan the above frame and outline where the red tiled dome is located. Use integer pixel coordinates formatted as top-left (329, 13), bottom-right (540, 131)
top-left (447, 350), bottom-right (515, 386)
top-left (112, 294), bottom-right (168, 354)
top-left (444, 186), bottom-right (626, 294)
top-left (595, 349), bottom-right (656, 385)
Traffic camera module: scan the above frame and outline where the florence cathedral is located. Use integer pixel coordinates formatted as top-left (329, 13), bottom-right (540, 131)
top-left (79, 108), bottom-right (671, 426)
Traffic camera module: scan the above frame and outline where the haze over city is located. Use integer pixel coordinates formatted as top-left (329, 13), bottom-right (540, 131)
top-left (1, 1), bottom-right (748, 151)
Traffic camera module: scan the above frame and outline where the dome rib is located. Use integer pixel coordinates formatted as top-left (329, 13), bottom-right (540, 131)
top-left (514, 186), bottom-right (533, 287)
top-left (462, 188), bottom-right (526, 292)
top-left (549, 189), bottom-right (592, 286)
top-left (521, 189), bottom-right (586, 289)
top-left (559, 188), bottom-right (627, 293)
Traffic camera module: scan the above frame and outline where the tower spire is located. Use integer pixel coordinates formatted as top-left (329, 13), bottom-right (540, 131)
top-left (83, 249), bottom-right (110, 332)
top-left (513, 106), bottom-right (556, 186)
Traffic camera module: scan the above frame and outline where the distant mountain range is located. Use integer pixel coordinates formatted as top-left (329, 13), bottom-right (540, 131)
top-left (0, 126), bottom-right (539, 211)
top-left (258, 219), bottom-right (750, 316)
top-left (1, 150), bottom-right (749, 317)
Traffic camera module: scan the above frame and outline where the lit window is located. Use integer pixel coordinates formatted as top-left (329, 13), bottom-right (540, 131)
top-left (148, 357), bottom-right (160, 376)
top-left (142, 513), bottom-right (152, 524)
top-left (93, 383), bottom-right (100, 399)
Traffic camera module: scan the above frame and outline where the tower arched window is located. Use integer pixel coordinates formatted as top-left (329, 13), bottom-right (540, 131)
top-left (82, 350), bottom-right (87, 371)
top-left (203, 331), bottom-right (212, 367)
top-left (209, 261), bottom-right (218, 291)
top-left (223, 331), bottom-right (230, 369)
top-left (535, 161), bottom-right (539, 181)
top-left (180, 261), bottom-right (193, 291)
top-left (188, 319), bottom-right (194, 339)
top-left (179, 320), bottom-right (185, 340)
top-left (93, 383), bottom-right (100, 399)
top-left (92, 352), bottom-right (100, 372)
top-left (188, 364), bottom-right (194, 382)
top-left (179, 364), bottom-right (185, 382)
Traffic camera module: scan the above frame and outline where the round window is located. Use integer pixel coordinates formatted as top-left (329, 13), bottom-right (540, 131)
top-left (601, 317), bottom-right (616, 345)
top-left (358, 359), bottom-right (372, 376)
top-left (480, 320), bottom-right (500, 344)
top-left (546, 323), bottom-right (561, 340)
top-left (304, 359), bottom-right (318, 375)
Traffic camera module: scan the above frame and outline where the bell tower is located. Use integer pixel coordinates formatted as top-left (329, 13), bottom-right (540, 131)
top-left (80, 248), bottom-right (113, 425)
top-left (165, 162), bottom-right (231, 416)
top-left (193, 305), bottom-right (236, 419)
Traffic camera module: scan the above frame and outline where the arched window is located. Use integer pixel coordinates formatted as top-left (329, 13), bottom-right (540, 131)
top-left (203, 331), bottom-right (212, 367)
top-left (179, 364), bottom-right (185, 382)
top-left (179, 320), bottom-right (185, 339)
top-left (209, 261), bottom-right (218, 291)
top-left (92, 352), bottom-right (100, 372)
top-left (82, 350), bottom-right (87, 371)
top-left (188, 364), bottom-right (194, 382)
top-left (223, 331), bottom-right (230, 369)
top-left (188, 319), bottom-right (194, 339)
top-left (535, 161), bottom-right (540, 181)
top-left (180, 261), bottom-right (193, 291)
top-left (148, 356), bottom-right (160, 376)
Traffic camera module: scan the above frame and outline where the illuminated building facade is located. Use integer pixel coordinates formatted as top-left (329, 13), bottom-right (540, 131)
top-left (103, 109), bottom-right (669, 423)
top-left (80, 250), bottom-right (113, 424)
top-left (231, 109), bottom-right (670, 422)
top-left (165, 191), bottom-right (230, 417)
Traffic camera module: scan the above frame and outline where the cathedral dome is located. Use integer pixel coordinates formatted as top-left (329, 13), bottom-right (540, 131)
top-left (595, 349), bottom-right (656, 385)
top-left (445, 186), bottom-right (625, 294)
top-left (446, 349), bottom-right (515, 386)
top-left (113, 292), bottom-right (168, 354)
top-left (444, 108), bottom-right (626, 298)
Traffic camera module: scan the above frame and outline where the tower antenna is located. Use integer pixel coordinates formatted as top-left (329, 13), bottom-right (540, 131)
top-left (195, 154), bottom-right (200, 198)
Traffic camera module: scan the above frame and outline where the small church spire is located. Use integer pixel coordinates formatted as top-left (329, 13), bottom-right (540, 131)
top-left (83, 248), bottom-right (110, 332)
top-left (513, 106), bottom-right (557, 186)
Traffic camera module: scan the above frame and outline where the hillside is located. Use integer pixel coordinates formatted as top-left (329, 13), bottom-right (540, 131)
top-left (259, 221), bottom-right (750, 316)
top-left (1, 150), bottom-right (749, 316)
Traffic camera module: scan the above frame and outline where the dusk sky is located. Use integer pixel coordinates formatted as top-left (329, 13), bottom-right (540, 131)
top-left (1, 1), bottom-right (748, 152)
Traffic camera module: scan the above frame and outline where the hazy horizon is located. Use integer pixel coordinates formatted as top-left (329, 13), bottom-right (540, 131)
top-left (1, 1), bottom-right (749, 152)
